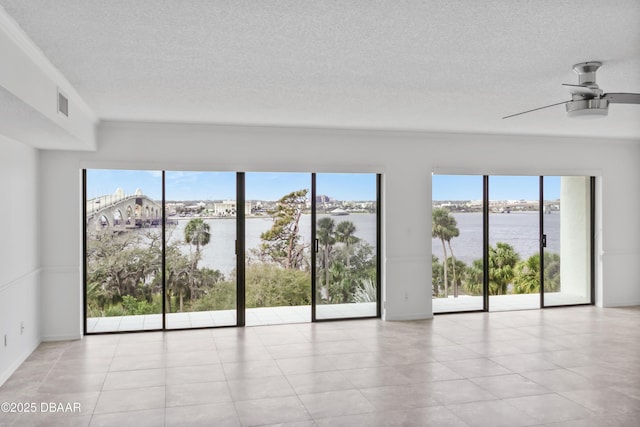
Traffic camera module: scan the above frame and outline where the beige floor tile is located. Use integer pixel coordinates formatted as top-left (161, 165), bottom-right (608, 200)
top-left (102, 368), bottom-right (166, 390)
top-left (93, 386), bottom-right (165, 414)
top-left (165, 380), bottom-right (233, 407)
top-left (442, 357), bottom-right (512, 378)
top-left (447, 399), bottom-right (540, 427)
top-left (227, 375), bottom-right (295, 401)
top-left (166, 364), bottom-right (226, 384)
top-left (89, 408), bottom-right (164, 427)
top-left (470, 373), bottom-right (550, 398)
top-left (1, 306), bottom-right (639, 426)
top-left (359, 384), bottom-right (440, 411)
top-left (234, 396), bottom-right (312, 426)
top-left (315, 406), bottom-right (467, 427)
top-left (504, 393), bottom-right (594, 423)
top-left (427, 379), bottom-right (499, 405)
top-left (286, 371), bottom-right (354, 395)
top-left (165, 402), bottom-right (240, 426)
top-left (298, 389), bottom-right (375, 419)
top-left (560, 388), bottom-right (640, 415)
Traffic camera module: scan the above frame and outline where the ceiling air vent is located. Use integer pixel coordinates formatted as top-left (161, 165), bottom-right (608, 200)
top-left (57, 90), bottom-right (68, 117)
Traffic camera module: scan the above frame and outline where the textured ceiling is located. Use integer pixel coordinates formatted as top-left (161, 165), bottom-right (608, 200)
top-left (2, 0), bottom-right (640, 139)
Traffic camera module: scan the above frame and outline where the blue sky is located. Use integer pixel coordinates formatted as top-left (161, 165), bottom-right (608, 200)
top-left (432, 175), bottom-right (561, 200)
top-left (86, 170), bottom-right (377, 201)
top-left (86, 170), bottom-right (560, 201)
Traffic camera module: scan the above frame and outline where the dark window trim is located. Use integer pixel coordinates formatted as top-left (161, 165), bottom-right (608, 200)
top-left (311, 173), bottom-right (317, 322)
top-left (434, 174), bottom-right (596, 315)
top-left (237, 172), bottom-right (246, 327)
top-left (83, 169), bottom-right (381, 335)
top-left (82, 170), bottom-right (88, 335)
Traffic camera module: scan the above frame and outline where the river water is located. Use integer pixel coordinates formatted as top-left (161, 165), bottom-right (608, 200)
top-left (436, 211), bottom-right (560, 265)
top-left (159, 211), bottom-right (558, 275)
top-left (166, 213), bottom-right (378, 275)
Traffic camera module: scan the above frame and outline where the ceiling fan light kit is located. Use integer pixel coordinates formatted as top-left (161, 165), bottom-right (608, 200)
top-left (566, 98), bottom-right (609, 118)
top-left (503, 61), bottom-right (640, 119)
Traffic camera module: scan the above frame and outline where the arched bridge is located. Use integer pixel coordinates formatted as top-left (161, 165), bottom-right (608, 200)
top-left (86, 189), bottom-right (161, 231)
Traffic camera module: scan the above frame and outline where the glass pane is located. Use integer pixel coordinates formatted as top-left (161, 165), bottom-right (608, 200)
top-left (432, 175), bottom-right (484, 313)
top-left (165, 171), bottom-right (237, 328)
top-left (245, 172), bottom-right (311, 325)
top-left (543, 176), bottom-right (591, 306)
top-left (85, 169), bottom-right (163, 333)
top-left (488, 176), bottom-right (540, 311)
top-left (315, 173), bottom-right (378, 319)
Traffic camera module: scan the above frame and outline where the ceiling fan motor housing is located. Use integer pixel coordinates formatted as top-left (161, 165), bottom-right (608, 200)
top-left (573, 61), bottom-right (602, 86)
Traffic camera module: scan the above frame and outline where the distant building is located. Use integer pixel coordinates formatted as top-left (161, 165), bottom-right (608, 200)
top-left (212, 201), bottom-right (252, 216)
top-left (316, 195), bottom-right (332, 203)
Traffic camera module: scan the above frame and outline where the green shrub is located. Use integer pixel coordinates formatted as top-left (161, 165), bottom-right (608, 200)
top-left (191, 281), bottom-right (237, 311)
top-left (245, 263), bottom-right (311, 307)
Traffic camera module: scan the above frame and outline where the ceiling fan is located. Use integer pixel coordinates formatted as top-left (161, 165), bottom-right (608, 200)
top-left (503, 61), bottom-right (640, 119)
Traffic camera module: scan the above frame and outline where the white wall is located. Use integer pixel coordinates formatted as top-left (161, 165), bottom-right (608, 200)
top-left (38, 122), bottom-right (640, 340)
top-left (559, 176), bottom-right (591, 301)
top-left (0, 8), bottom-right (97, 150)
top-left (0, 135), bottom-right (40, 386)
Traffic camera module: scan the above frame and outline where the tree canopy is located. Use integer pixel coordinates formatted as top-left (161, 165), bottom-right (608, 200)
top-left (259, 189), bottom-right (309, 269)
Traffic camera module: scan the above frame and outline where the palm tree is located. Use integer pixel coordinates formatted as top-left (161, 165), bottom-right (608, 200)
top-left (335, 221), bottom-right (359, 268)
top-left (184, 218), bottom-right (211, 259)
top-left (465, 259), bottom-right (484, 296)
top-left (432, 255), bottom-right (444, 297)
top-left (447, 258), bottom-right (467, 296)
top-left (488, 242), bottom-right (520, 295)
top-left (316, 217), bottom-right (335, 298)
top-left (446, 228), bottom-right (460, 297)
top-left (165, 243), bottom-right (191, 312)
top-left (514, 252), bottom-right (561, 294)
top-left (514, 253), bottom-right (541, 294)
top-left (432, 208), bottom-right (459, 297)
top-left (184, 218), bottom-right (211, 303)
top-left (542, 252), bottom-right (561, 293)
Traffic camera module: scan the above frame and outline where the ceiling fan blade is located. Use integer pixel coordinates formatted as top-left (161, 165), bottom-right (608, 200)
top-left (562, 83), bottom-right (598, 96)
top-left (502, 100), bottom-right (570, 119)
top-left (602, 93), bottom-right (640, 104)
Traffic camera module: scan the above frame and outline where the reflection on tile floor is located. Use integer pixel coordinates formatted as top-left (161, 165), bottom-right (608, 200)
top-left (1, 306), bottom-right (639, 426)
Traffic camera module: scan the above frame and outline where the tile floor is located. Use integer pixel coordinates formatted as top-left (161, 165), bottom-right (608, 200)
top-left (1, 306), bottom-right (639, 426)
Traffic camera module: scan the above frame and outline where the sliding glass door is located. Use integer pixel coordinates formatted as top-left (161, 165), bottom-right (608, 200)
top-left (431, 175), bottom-right (484, 313)
top-left (542, 176), bottom-right (593, 306)
top-left (432, 174), bottom-right (594, 314)
top-left (313, 173), bottom-right (379, 320)
top-left (84, 169), bottom-right (163, 333)
top-left (85, 169), bottom-right (381, 333)
top-left (244, 172), bottom-right (312, 326)
top-left (164, 171), bottom-right (237, 328)
top-left (488, 176), bottom-right (541, 311)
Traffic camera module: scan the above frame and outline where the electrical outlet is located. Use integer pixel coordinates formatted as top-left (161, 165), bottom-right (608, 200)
top-left (20, 322), bottom-right (24, 335)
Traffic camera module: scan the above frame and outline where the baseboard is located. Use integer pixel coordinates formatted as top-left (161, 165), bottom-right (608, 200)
top-left (384, 312), bottom-right (434, 321)
top-left (603, 300), bottom-right (640, 308)
top-left (0, 338), bottom-right (40, 387)
top-left (41, 334), bottom-right (82, 342)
